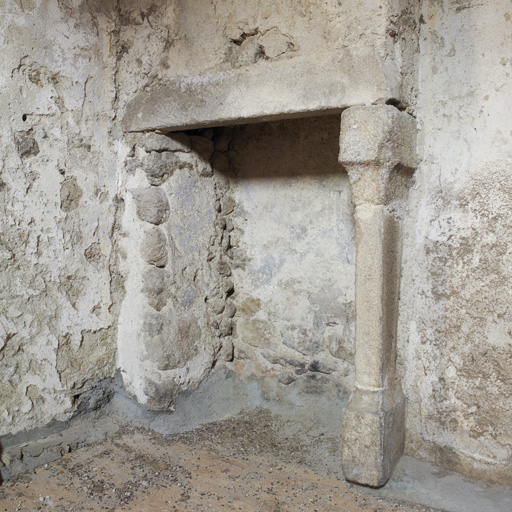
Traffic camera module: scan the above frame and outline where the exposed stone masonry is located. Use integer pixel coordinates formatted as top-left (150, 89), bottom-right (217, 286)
top-left (117, 129), bottom-right (236, 410)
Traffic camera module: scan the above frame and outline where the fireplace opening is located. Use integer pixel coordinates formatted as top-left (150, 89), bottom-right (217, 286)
top-left (212, 115), bottom-right (356, 398)
top-left (117, 114), bottom-right (356, 414)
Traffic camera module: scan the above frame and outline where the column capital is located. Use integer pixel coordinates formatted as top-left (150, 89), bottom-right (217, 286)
top-left (339, 105), bottom-right (417, 206)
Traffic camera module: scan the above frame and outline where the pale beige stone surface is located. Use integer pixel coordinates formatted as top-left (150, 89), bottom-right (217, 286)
top-left (119, 0), bottom-right (405, 132)
top-left (339, 105), bottom-right (415, 487)
top-left (352, 204), bottom-right (401, 390)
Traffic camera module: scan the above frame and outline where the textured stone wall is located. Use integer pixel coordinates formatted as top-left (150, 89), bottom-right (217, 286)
top-left (0, 0), bottom-right (120, 437)
top-left (119, 0), bottom-right (409, 132)
top-left (225, 117), bottom-right (355, 397)
top-left (115, 0), bottom-right (398, 93)
top-left (115, 116), bottom-right (355, 408)
top-left (116, 130), bottom-right (235, 409)
top-left (398, 0), bottom-right (512, 484)
top-left (3, 0), bottom-right (512, 489)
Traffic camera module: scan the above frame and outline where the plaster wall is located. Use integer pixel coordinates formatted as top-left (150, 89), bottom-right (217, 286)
top-left (0, 0), bottom-right (120, 437)
top-left (399, 0), bottom-right (512, 484)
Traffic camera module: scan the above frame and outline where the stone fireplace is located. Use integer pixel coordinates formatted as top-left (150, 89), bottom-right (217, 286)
top-left (110, 0), bottom-right (419, 488)
top-left (118, 52), bottom-right (416, 487)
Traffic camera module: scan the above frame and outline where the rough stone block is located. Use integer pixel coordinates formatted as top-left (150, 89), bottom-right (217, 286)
top-left (142, 152), bottom-right (187, 186)
top-left (14, 130), bottom-right (39, 159)
top-left (339, 105), bottom-right (416, 206)
top-left (143, 312), bottom-right (200, 371)
top-left (342, 388), bottom-right (405, 487)
top-left (139, 132), bottom-right (191, 153)
top-left (130, 187), bottom-right (170, 225)
top-left (339, 105), bottom-right (416, 169)
top-left (190, 135), bottom-right (215, 161)
top-left (140, 227), bottom-right (168, 267)
top-left (141, 267), bottom-right (172, 311)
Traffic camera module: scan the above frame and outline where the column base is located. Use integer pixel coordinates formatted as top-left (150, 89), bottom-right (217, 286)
top-left (341, 386), bottom-right (405, 487)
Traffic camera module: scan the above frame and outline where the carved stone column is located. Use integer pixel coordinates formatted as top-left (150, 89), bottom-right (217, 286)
top-left (339, 105), bottom-right (417, 487)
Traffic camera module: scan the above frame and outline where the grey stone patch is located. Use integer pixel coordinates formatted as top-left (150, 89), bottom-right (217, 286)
top-left (211, 151), bottom-right (231, 174)
top-left (139, 131), bottom-right (191, 153)
top-left (14, 130), bottom-right (39, 159)
top-left (282, 328), bottom-right (322, 356)
top-left (0, 416), bottom-right (120, 481)
top-left (328, 333), bottom-right (354, 363)
top-left (221, 232), bottom-right (231, 251)
top-left (56, 329), bottom-right (114, 392)
top-left (225, 218), bottom-right (234, 232)
top-left (237, 297), bottom-right (262, 317)
top-left (142, 152), bottom-right (190, 186)
top-left (60, 176), bottom-right (83, 212)
top-left (190, 135), bottom-right (215, 161)
top-left (238, 318), bottom-right (275, 348)
top-left (140, 226), bottom-right (168, 267)
top-left (375, 456), bottom-right (512, 512)
top-left (210, 298), bottom-right (225, 315)
top-left (180, 286), bottom-right (197, 309)
top-left (215, 217), bottom-right (226, 230)
top-left (258, 27), bottom-right (294, 59)
top-left (283, 358), bottom-right (307, 369)
top-left (218, 318), bottom-right (233, 337)
top-left (197, 160), bottom-right (214, 177)
top-left (228, 34), bottom-right (264, 67)
top-left (217, 259), bottom-right (232, 277)
top-left (261, 352), bottom-right (284, 365)
top-left (308, 360), bottom-right (335, 374)
top-left (221, 195), bottom-right (236, 214)
top-left (84, 242), bottom-right (103, 265)
top-left (141, 267), bottom-right (171, 311)
top-left (125, 157), bottom-right (141, 175)
top-left (224, 300), bottom-right (236, 318)
top-left (142, 377), bottom-right (181, 412)
top-left (219, 339), bottom-right (234, 361)
top-left (234, 346), bottom-right (252, 360)
top-left (143, 312), bottom-right (200, 372)
top-left (277, 373), bottom-right (297, 385)
top-left (213, 127), bottom-right (234, 152)
top-left (130, 187), bottom-right (170, 225)
top-left (260, 352), bottom-right (307, 370)
top-left (223, 278), bottom-right (234, 295)
top-left (214, 169), bottom-right (231, 194)
top-left (299, 373), bottom-right (331, 394)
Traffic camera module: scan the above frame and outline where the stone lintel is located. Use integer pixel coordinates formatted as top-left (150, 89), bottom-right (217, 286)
top-left (122, 52), bottom-right (398, 133)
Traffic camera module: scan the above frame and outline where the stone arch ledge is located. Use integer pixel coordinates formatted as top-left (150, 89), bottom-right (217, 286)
top-left (121, 51), bottom-right (399, 133)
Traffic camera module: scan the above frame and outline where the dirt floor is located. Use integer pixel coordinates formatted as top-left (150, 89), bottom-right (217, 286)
top-left (0, 409), bottom-right (444, 512)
